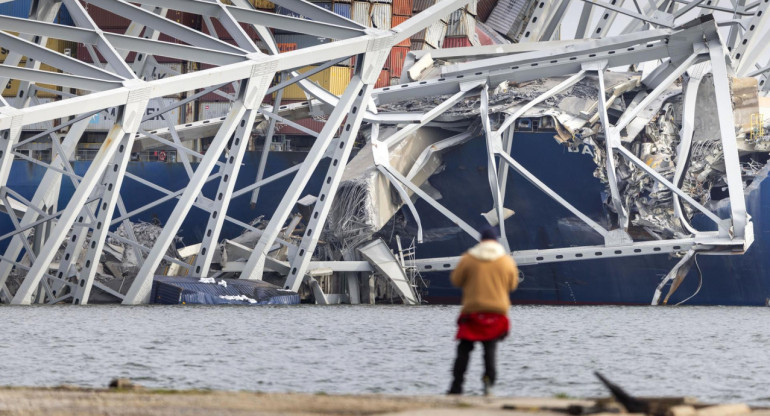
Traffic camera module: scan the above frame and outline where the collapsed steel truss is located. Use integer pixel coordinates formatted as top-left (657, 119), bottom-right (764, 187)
top-left (0, 0), bottom-right (765, 305)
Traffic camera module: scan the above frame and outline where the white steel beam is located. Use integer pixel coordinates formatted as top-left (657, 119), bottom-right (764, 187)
top-left (708, 38), bottom-right (749, 238)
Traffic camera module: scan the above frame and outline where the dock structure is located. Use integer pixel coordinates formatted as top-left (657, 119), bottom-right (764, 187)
top-left (0, 0), bottom-right (767, 305)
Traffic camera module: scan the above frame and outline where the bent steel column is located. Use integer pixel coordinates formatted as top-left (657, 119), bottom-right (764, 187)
top-left (12, 91), bottom-right (150, 305)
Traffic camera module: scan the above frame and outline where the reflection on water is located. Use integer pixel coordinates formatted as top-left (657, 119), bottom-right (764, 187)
top-left (1, 305), bottom-right (768, 404)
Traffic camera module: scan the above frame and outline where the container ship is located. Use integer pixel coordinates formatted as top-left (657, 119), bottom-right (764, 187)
top-left (1, 0), bottom-right (768, 305)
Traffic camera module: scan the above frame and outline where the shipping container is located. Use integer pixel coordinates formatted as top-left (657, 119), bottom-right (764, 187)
top-left (0, 0), bottom-right (31, 18)
top-left (477, 20), bottom-right (511, 44)
top-left (0, 0), bottom-right (70, 27)
top-left (443, 36), bottom-right (472, 48)
top-left (424, 20), bottom-right (447, 48)
top-left (332, 2), bottom-right (352, 19)
top-left (333, 0), bottom-right (351, 3)
top-left (275, 5), bottom-right (303, 18)
top-left (80, 3), bottom-right (131, 28)
top-left (3, 63), bottom-right (62, 98)
top-left (410, 39), bottom-right (429, 50)
top-left (392, 0), bottom-right (413, 16)
top-left (315, 2), bottom-right (333, 10)
top-left (275, 65), bottom-right (351, 100)
top-left (375, 70), bottom-right (389, 88)
top-left (412, 0), bottom-right (438, 13)
top-left (274, 34), bottom-right (329, 49)
top-left (387, 46), bottom-right (409, 77)
top-left (277, 43), bottom-right (298, 53)
top-left (351, 1), bottom-right (371, 27)
top-left (251, 0), bottom-right (276, 9)
top-left (446, 9), bottom-right (476, 37)
top-left (74, 27), bottom-right (153, 64)
top-left (391, 16), bottom-right (412, 47)
top-left (198, 101), bottom-right (232, 121)
top-left (1, 36), bottom-right (76, 64)
top-left (275, 117), bottom-right (325, 136)
top-left (201, 19), bottom-right (259, 45)
top-left (476, 0), bottom-right (496, 22)
top-left (465, 0), bottom-right (478, 16)
top-left (56, 5), bottom-right (74, 26)
top-left (84, 97), bottom-right (182, 131)
top-left (141, 98), bottom-right (185, 131)
top-left (486, 0), bottom-right (533, 41)
top-left (372, 0), bottom-right (392, 3)
top-left (370, 3), bottom-right (391, 29)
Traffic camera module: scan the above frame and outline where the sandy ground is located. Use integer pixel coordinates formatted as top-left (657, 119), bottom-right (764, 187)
top-left (0, 387), bottom-right (600, 416)
top-left (0, 386), bottom-right (767, 416)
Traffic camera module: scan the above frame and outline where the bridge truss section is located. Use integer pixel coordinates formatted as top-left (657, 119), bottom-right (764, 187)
top-left (0, 0), bottom-right (766, 305)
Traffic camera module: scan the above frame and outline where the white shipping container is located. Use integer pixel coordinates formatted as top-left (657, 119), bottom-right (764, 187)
top-left (446, 10), bottom-right (477, 37)
top-left (370, 3), bottom-right (392, 29)
top-left (141, 98), bottom-right (184, 131)
top-left (425, 20), bottom-right (447, 48)
top-left (486, 0), bottom-right (530, 38)
top-left (86, 97), bottom-right (182, 131)
top-left (465, 0), bottom-right (477, 15)
top-left (352, 1), bottom-right (371, 27)
top-left (198, 101), bottom-right (232, 121)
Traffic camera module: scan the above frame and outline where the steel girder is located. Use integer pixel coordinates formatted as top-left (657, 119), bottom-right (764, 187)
top-left (0, 0), bottom-right (765, 305)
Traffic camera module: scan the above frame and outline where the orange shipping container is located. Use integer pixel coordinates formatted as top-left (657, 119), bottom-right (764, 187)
top-left (277, 43), bottom-right (297, 53)
top-left (391, 16), bottom-right (411, 47)
top-left (387, 46), bottom-right (409, 78)
top-left (375, 70), bottom-right (389, 88)
top-left (393, 0), bottom-right (413, 16)
top-left (443, 36), bottom-right (472, 48)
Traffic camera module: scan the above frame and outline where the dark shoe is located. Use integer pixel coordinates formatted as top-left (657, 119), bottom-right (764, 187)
top-left (482, 376), bottom-right (494, 397)
top-left (447, 384), bottom-right (462, 395)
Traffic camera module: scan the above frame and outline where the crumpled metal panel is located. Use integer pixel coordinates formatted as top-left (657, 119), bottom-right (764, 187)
top-left (446, 9), bottom-right (476, 37)
top-left (425, 20), bottom-right (447, 48)
top-left (486, 0), bottom-right (528, 37)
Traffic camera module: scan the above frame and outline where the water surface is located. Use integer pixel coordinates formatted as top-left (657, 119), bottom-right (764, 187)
top-left (1, 305), bottom-right (768, 404)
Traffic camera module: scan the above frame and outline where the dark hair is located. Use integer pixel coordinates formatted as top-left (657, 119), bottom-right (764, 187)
top-left (480, 227), bottom-right (498, 241)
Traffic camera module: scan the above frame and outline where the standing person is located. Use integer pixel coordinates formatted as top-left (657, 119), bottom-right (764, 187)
top-left (448, 227), bottom-right (519, 396)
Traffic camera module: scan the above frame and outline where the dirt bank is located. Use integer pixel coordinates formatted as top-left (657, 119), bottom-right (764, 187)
top-left (0, 386), bottom-right (766, 416)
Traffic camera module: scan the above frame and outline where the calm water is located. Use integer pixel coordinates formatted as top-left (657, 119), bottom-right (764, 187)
top-left (1, 305), bottom-right (769, 404)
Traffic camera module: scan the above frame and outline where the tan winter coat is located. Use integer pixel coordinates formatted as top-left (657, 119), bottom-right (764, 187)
top-left (450, 240), bottom-right (519, 315)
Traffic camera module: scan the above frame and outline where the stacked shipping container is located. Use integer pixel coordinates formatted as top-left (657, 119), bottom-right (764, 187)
top-left (443, 2), bottom-right (478, 49)
top-left (389, 0), bottom-right (412, 85)
top-left (0, 0), bottom-right (76, 99)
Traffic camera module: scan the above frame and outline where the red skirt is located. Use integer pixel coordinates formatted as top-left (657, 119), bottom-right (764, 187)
top-left (455, 312), bottom-right (509, 342)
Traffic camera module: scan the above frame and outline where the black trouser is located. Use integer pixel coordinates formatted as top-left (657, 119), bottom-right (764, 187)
top-left (449, 339), bottom-right (497, 393)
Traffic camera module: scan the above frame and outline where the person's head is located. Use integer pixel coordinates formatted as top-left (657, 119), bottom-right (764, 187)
top-left (480, 226), bottom-right (498, 242)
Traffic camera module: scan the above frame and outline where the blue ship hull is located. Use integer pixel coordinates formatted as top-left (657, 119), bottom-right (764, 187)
top-left (4, 132), bottom-right (769, 305)
top-left (2, 151), bottom-right (325, 249)
top-left (405, 133), bottom-right (770, 306)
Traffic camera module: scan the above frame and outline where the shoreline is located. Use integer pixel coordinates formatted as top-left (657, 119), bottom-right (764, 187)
top-left (0, 386), bottom-right (766, 416)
